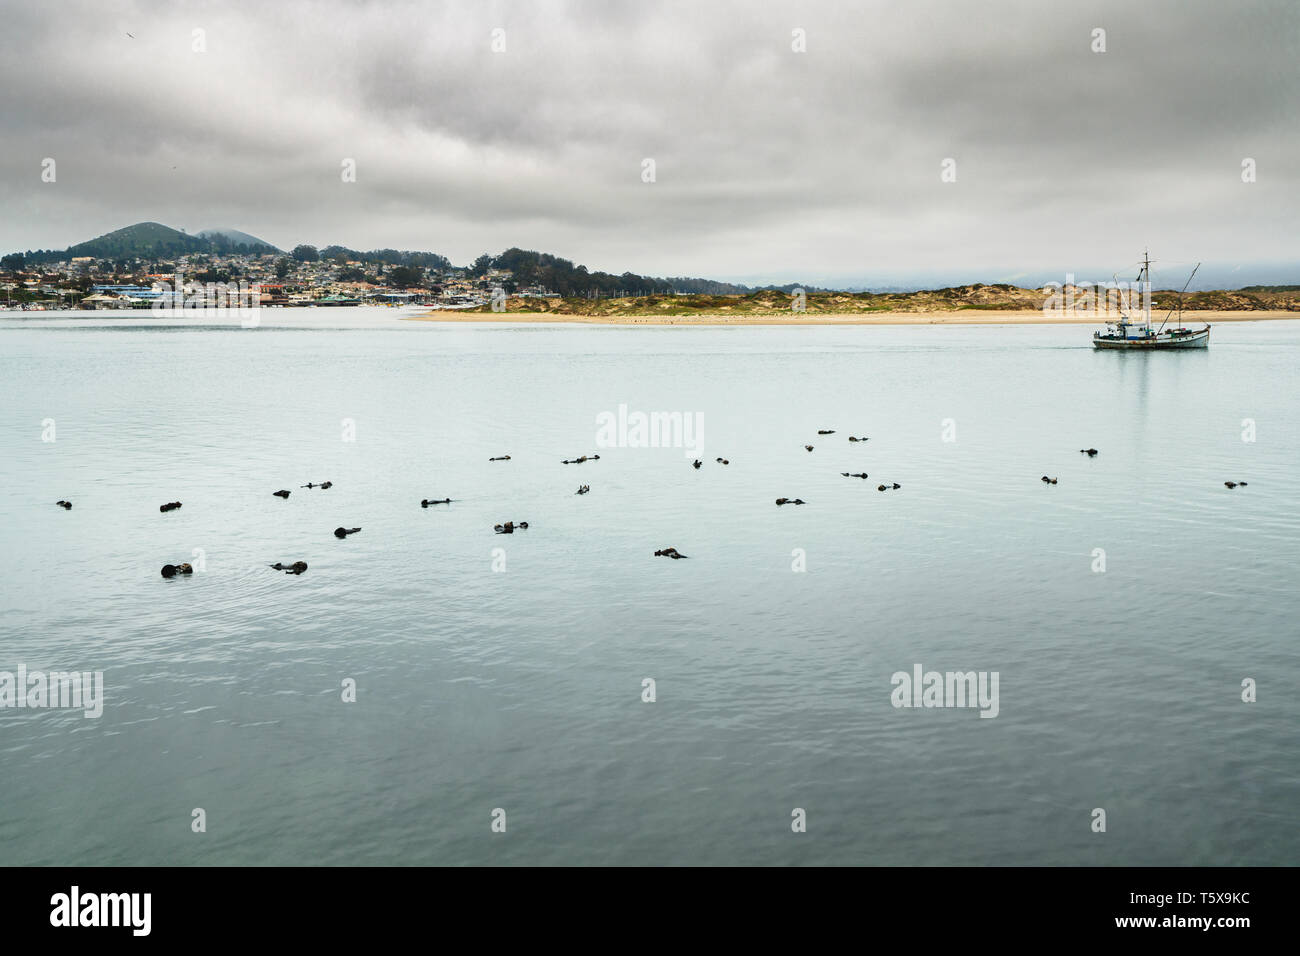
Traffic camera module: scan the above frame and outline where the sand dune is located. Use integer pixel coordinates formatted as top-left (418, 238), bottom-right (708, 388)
top-left (406, 309), bottom-right (1295, 327)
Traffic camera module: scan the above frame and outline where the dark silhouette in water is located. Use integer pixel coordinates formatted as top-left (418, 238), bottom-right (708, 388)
top-left (421, 498), bottom-right (452, 507)
top-left (841, 472), bottom-right (869, 479)
top-left (489, 456), bottom-right (511, 461)
top-left (56, 500), bottom-right (72, 510)
top-left (654, 547), bottom-right (688, 559)
top-left (575, 485), bottom-right (590, 495)
top-left (273, 489), bottom-right (291, 498)
top-left (1224, 481), bottom-right (1248, 489)
top-left (848, 436), bottom-right (868, 442)
top-left (494, 521), bottom-right (529, 534)
top-left (877, 483), bottom-right (902, 491)
top-left (1040, 476), bottom-right (1058, 484)
top-left (818, 429), bottom-right (835, 435)
top-left (160, 562), bottom-right (194, 578)
top-left (301, 481), bottom-right (333, 489)
top-left (692, 459), bottom-right (702, 469)
top-left (715, 458), bottom-right (730, 465)
top-left (562, 455), bottom-right (600, 464)
top-left (805, 445), bottom-right (814, 452)
top-left (159, 501), bottom-right (182, 512)
top-left (1080, 448), bottom-right (1098, 457)
top-left (334, 526), bottom-right (361, 538)
top-left (775, 498), bottom-right (806, 505)
top-left (270, 561), bottom-right (308, 575)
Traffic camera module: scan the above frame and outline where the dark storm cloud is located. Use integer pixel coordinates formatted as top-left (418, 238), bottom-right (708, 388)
top-left (0, 0), bottom-right (1295, 286)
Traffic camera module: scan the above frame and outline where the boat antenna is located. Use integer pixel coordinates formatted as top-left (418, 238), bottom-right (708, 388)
top-left (1158, 262), bottom-right (1200, 332)
top-left (1114, 262), bottom-right (1141, 321)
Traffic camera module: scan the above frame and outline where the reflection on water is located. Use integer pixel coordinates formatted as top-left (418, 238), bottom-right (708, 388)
top-left (0, 311), bottom-right (1296, 865)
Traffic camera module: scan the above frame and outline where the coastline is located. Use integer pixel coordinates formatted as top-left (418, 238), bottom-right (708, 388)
top-left (404, 309), bottom-right (1297, 327)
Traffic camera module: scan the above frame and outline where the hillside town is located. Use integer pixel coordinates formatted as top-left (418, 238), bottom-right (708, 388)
top-left (7, 224), bottom-right (1296, 317)
top-left (0, 246), bottom-right (558, 311)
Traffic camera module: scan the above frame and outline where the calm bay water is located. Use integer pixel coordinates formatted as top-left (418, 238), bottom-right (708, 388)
top-left (1, 308), bottom-right (1296, 866)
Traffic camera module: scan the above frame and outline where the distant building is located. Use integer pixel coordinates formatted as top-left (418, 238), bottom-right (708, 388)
top-left (80, 293), bottom-right (130, 309)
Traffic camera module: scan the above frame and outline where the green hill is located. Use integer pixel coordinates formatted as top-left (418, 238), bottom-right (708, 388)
top-left (15, 221), bottom-right (279, 263)
top-left (65, 222), bottom-right (210, 259)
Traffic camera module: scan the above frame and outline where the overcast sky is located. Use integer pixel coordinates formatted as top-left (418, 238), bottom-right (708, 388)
top-left (1, 0), bottom-right (1295, 287)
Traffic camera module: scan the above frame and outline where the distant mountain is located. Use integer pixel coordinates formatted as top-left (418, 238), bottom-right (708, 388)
top-left (197, 228), bottom-right (281, 252)
top-left (11, 221), bottom-right (280, 264)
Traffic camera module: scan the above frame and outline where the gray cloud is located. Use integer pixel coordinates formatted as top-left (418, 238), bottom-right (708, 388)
top-left (1, 0), bottom-right (1296, 286)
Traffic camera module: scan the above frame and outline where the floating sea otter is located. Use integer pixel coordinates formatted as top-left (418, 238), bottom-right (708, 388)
top-left (301, 481), bottom-right (333, 489)
top-left (692, 459), bottom-right (702, 469)
top-left (876, 483), bottom-right (901, 491)
top-left (575, 485), bottom-right (590, 495)
top-left (562, 455), bottom-right (600, 464)
top-left (489, 456), bottom-right (511, 461)
top-left (159, 501), bottom-right (182, 512)
top-left (1040, 476), bottom-right (1058, 484)
top-left (421, 498), bottom-right (452, 507)
top-left (654, 547), bottom-right (688, 559)
top-left (775, 498), bottom-right (806, 505)
top-left (270, 561), bottom-right (308, 575)
top-left (715, 458), bottom-right (730, 465)
top-left (273, 489), bottom-right (291, 499)
top-left (1224, 481), bottom-right (1248, 489)
top-left (334, 526), bottom-right (361, 538)
top-left (805, 445), bottom-right (814, 452)
top-left (841, 472), bottom-right (869, 479)
top-left (818, 429), bottom-right (835, 435)
top-left (494, 521), bottom-right (529, 534)
top-left (848, 436), bottom-right (868, 442)
top-left (1079, 448), bottom-right (1098, 457)
top-left (56, 500), bottom-right (72, 510)
top-left (160, 562), bottom-right (194, 578)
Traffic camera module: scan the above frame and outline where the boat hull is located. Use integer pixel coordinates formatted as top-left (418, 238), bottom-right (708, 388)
top-left (1093, 326), bottom-right (1210, 350)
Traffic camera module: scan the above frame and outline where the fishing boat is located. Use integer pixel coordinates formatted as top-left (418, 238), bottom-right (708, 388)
top-left (1093, 252), bottom-right (1209, 349)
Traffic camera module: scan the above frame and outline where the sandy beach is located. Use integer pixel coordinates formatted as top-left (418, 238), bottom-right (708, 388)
top-left (406, 309), bottom-right (1297, 327)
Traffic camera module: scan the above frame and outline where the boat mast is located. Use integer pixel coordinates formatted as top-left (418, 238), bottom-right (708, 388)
top-left (1142, 249), bottom-right (1151, 330)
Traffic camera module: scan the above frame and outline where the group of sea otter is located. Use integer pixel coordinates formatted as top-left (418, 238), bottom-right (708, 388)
top-left (52, 433), bottom-right (1253, 581)
top-left (154, 482), bottom-right (339, 576)
top-left (150, 482), bottom-right (336, 576)
top-left (768, 429), bottom-right (904, 504)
